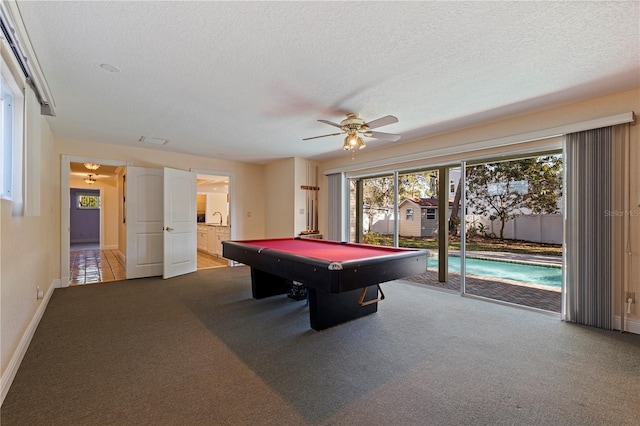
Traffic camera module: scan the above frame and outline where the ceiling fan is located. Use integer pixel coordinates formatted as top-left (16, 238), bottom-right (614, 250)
top-left (303, 113), bottom-right (401, 151)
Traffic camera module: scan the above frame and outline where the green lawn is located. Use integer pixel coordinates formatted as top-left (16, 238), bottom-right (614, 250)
top-left (363, 233), bottom-right (563, 256)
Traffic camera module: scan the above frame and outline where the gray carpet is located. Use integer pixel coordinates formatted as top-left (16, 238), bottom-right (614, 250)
top-left (2, 266), bottom-right (639, 425)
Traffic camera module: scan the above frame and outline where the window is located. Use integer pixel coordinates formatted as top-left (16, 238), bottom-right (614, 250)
top-left (406, 207), bottom-right (413, 220)
top-left (77, 194), bottom-right (100, 209)
top-left (1, 75), bottom-right (13, 198)
top-left (1, 53), bottom-right (24, 205)
top-left (426, 208), bottom-right (436, 220)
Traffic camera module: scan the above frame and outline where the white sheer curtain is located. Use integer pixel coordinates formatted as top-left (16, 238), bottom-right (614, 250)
top-left (564, 126), bottom-right (613, 329)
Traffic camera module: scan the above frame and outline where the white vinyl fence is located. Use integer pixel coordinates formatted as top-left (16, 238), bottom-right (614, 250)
top-left (465, 214), bottom-right (563, 244)
top-left (367, 213), bottom-right (562, 245)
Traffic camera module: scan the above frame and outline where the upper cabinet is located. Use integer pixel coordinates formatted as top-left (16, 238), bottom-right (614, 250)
top-left (196, 194), bottom-right (206, 214)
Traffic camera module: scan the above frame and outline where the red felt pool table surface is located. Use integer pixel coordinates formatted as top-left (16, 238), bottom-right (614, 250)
top-left (236, 238), bottom-right (411, 262)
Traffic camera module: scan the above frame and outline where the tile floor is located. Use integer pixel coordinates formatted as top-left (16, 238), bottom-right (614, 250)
top-left (70, 246), bottom-right (126, 285)
top-left (70, 244), bottom-right (227, 285)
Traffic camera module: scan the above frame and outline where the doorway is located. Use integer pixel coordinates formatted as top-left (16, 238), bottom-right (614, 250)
top-left (195, 172), bottom-right (231, 270)
top-left (68, 161), bottom-right (126, 285)
top-left (61, 157), bottom-right (128, 287)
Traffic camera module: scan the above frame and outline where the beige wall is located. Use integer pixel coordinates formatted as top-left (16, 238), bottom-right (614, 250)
top-left (265, 158), bottom-right (295, 238)
top-left (319, 88), bottom-right (640, 326)
top-left (265, 157), bottom-right (320, 238)
top-left (1, 117), bottom-right (58, 384)
top-left (55, 138), bottom-right (266, 241)
top-left (1, 27), bottom-right (61, 392)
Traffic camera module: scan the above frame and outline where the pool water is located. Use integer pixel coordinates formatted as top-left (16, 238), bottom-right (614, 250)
top-left (427, 256), bottom-right (562, 288)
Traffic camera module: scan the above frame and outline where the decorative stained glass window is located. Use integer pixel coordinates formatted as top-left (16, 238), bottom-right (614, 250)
top-left (78, 194), bottom-right (100, 209)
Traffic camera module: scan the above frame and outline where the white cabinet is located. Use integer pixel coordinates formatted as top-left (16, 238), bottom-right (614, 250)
top-left (215, 227), bottom-right (230, 256)
top-left (207, 227), bottom-right (217, 254)
top-left (200, 225), bottom-right (230, 256)
top-left (197, 226), bottom-right (208, 252)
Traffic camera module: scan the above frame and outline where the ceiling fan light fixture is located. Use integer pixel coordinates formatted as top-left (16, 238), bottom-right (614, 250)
top-left (84, 162), bottom-right (100, 171)
top-left (306, 113), bottom-right (399, 152)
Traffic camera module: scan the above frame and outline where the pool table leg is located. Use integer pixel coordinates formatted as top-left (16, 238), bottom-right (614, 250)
top-left (307, 285), bottom-right (379, 331)
top-left (250, 268), bottom-right (291, 299)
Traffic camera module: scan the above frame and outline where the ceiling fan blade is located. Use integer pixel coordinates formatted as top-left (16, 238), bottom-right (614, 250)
top-left (366, 131), bottom-right (401, 142)
top-left (318, 119), bottom-right (343, 128)
top-left (364, 115), bottom-right (398, 129)
top-left (303, 132), bottom-right (344, 141)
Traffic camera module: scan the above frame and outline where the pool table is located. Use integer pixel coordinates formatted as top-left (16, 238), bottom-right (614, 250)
top-left (222, 238), bottom-right (427, 330)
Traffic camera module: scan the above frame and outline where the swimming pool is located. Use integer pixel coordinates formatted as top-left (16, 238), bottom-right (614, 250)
top-left (427, 256), bottom-right (562, 288)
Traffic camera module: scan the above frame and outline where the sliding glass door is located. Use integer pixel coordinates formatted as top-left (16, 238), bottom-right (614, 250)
top-left (347, 153), bottom-right (563, 312)
top-left (463, 154), bottom-right (563, 311)
top-left (351, 174), bottom-right (395, 246)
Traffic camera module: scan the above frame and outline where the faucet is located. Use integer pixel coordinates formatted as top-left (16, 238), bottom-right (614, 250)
top-left (212, 211), bottom-right (223, 225)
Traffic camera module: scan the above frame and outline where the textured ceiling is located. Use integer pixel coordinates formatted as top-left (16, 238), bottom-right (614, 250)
top-left (16, 1), bottom-right (640, 164)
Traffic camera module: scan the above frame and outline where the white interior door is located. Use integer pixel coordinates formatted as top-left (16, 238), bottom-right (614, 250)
top-left (163, 167), bottom-right (197, 278)
top-left (126, 167), bottom-right (164, 279)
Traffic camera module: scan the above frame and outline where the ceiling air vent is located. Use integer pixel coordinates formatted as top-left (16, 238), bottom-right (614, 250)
top-left (138, 136), bottom-right (168, 146)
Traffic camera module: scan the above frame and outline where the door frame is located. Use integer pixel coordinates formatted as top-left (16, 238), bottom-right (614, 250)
top-left (60, 155), bottom-right (130, 287)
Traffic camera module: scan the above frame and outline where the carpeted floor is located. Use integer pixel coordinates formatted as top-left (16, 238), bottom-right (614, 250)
top-left (2, 266), bottom-right (639, 425)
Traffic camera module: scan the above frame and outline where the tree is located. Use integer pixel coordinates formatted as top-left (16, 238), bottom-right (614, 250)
top-left (361, 172), bottom-right (437, 233)
top-left (363, 176), bottom-right (394, 232)
top-left (465, 155), bottom-right (563, 239)
top-left (522, 155), bottom-right (563, 214)
top-left (398, 171), bottom-right (437, 199)
top-left (449, 178), bottom-right (462, 236)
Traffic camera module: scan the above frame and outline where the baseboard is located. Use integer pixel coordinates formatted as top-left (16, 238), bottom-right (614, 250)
top-left (116, 250), bottom-right (126, 263)
top-left (1, 280), bottom-right (55, 405)
top-left (614, 315), bottom-right (640, 335)
top-left (101, 244), bottom-right (118, 250)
